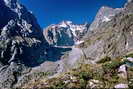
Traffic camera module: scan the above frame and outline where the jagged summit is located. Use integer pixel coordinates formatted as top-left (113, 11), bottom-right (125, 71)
top-left (44, 21), bottom-right (89, 46)
top-left (59, 21), bottom-right (73, 26)
top-left (88, 6), bottom-right (123, 31)
top-left (0, 0), bottom-right (44, 40)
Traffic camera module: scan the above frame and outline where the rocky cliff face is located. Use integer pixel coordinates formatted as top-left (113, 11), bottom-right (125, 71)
top-left (44, 21), bottom-right (89, 46)
top-left (88, 6), bottom-right (122, 32)
top-left (0, 0), bottom-right (48, 66)
top-left (0, 0), bottom-right (48, 88)
top-left (81, 1), bottom-right (133, 62)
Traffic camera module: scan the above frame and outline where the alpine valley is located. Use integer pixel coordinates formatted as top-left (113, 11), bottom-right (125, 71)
top-left (0, 0), bottom-right (133, 89)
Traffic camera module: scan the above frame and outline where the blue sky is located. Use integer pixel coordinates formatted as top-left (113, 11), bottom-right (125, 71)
top-left (20, 0), bottom-right (126, 28)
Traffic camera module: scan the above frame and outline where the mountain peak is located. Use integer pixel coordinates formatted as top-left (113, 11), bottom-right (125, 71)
top-left (44, 21), bottom-right (89, 46)
top-left (88, 6), bottom-right (122, 31)
top-left (58, 21), bottom-right (72, 28)
top-left (63, 21), bottom-right (73, 25)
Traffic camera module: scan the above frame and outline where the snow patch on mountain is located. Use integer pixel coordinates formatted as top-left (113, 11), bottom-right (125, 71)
top-left (59, 21), bottom-right (68, 28)
top-left (59, 21), bottom-right (88, 37)
top-left (102, 16), bottom-right (111, 22)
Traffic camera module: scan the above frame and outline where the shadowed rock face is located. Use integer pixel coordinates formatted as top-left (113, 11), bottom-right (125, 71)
top-left (0, 0), bottom-right (17, 29)
top-left (0, 0), bottom-right (48, 66)
top-left (0, 0), bottom-right (48, 88)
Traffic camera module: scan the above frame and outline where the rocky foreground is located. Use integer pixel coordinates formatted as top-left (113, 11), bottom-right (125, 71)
top-left (20, 55), bottom-right (133, 89)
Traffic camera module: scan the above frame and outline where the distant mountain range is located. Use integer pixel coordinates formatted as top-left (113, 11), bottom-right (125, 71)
top-left (44, 21), bottom-right (89, 46)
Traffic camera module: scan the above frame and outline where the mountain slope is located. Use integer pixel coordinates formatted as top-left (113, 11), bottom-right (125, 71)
top-left (81, 2), bottom-right (133, 62)
top-left (88, 6), bottom-right (122, 31)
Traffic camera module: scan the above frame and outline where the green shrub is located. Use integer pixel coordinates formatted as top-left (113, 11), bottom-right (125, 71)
top-left (79, 71), bottom-right (90, 80)
top-left (101, 59), bottom-right (124, 88)
top-left (79, 79), bottom-right (86, 88)
top-left (102, 59), bottom-right (123, 71)
top-left (50, 80), bottom-right (66, 89)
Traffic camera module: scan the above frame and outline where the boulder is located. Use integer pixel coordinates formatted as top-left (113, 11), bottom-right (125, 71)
top-left (118, 65), bottom-right (127, 79)
top-left (114, 83), bottom-right (128, 88)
